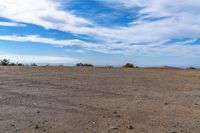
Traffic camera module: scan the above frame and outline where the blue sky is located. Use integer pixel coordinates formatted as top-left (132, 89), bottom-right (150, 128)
top-left (0, 0), bottom-right (200, 67)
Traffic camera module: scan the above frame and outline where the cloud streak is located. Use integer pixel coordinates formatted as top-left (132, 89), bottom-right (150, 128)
top-left (0, 35), bottom-right (200, 57)
top-left (0, 21), bottom-right (25, 27)
top-left (0, 54), bottom-right (79, 64)
top-left (0, 0), bottom-right (200, 59)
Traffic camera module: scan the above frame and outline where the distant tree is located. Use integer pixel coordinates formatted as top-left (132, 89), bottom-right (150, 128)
top-left (76, 63), bottom-right (93, 67)
top-left (187, 67), bottom-right (196, 70)
top-left (0, 59), bottom-right (10, 66)
top-left (31, 63), bottom-right (37, 67)
top-left (76, 63), bottom-right (83, 66)
top-left (84, 63), bottom-right (94, 67)
top-left (123, 63), bottom-right (135, 68)
top-left (16, 62), bottom-right (24, 66)
top-left (9, 63), bottom-right (16, 66)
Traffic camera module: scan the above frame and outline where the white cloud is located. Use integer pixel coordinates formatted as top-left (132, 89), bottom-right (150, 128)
top-left (1, 0), bottom-right (200, 43)
top-left (0, 35), bottom-right (200, 57)
top-left (0, 0), bottom-right (200, 57)
top-left (0, 35), bottom-right (102, 48)
top-left (0, 21), bottom-right (25, 27)
top-left (0, 0), bottom-right (92, 31)
top-left (94, 0), bottom-right (200, 42)
top-left (0, 54), bottom-right (79, 64)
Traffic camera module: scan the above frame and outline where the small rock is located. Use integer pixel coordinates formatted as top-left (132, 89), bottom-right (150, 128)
top-left (116, 115), bottom-right (121, 118)
top-left (10, 124), bottom-right (15, 127)
top-left (37, 110), bottom-right (40, 113)
top-left (164, 102), bottom-right (168, 105)
top-left (32, 103), bottom-right (36, 107)
top-left (127, 125), bottom-right (134, 129)
top-left (113, 111), bottom-right (117, 114)
top-left (35, 125), bottom-right (39, 129)
top-left (110, 126), bottom-right (118, 130)
top-left (195, 103), bottom-right (198, 105)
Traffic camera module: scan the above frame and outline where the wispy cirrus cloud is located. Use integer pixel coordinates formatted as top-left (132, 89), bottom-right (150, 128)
top-left (0, 0), bottom-right (200, 62)
top-left (0, 21), bottom-right (25, 27)
top-left (0, 54), bottom-right (79, 64)
top-left (0, 35), bottom-right (200, 57)
top-left (0, 0), bottom-right (92, 32)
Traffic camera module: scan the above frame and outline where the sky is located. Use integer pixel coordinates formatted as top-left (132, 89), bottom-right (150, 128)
top-left (0, 0), bottom-right (200, 67)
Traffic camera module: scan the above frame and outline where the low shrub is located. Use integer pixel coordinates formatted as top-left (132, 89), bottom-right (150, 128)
top-left (76, 63), bottom-right (94, 67)
top-left (0, 59), bottom-right (10, 66)
top-left (123, 63), bottom-right (135, 68)
top-left (187, 67), bottom-right (196, 70)
top-left (0, 58), bottom-right (25, 66)
top-left (31, 63), bottom-right (38, 67)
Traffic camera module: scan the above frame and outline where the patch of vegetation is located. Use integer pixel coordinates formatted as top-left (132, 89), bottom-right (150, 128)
top-left (31, 63), bottom-right (38, 67)
top-left (123, 63), bottom-right (138, 68)
top-left (187, 67), bottom-right (196, 70)
top-left (76, 63), bottom-right (94, 67)
top-left (0, 59), bottom-right (10, 66)
top-left (0, 58), bottom-right (24, 66)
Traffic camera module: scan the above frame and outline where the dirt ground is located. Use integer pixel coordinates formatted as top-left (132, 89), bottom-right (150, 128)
top-left (0, 66), bottom-right (199, 133)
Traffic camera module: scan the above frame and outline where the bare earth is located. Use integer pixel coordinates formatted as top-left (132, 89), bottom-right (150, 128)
top-left (0, 66), bottom-right (200, 133)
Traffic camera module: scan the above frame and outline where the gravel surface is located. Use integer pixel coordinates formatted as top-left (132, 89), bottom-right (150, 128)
top-left (0, 66), bottom-right (200, 133)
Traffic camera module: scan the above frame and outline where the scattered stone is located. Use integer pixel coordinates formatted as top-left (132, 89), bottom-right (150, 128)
top-left (113, 111), bottom-right (117, 114)
top-left (116, 115), bottom-right (121, 118)
top-left (195, 103), bottom-right (198, 105)
top-left (110, 126), bottom-right (118, 130)
top-left (127, 125), bottom-right (134, 129)
top-left (92, 121), bottom-right (96, 124)
top-left (37, 110), bottom-right (40, 113)
top-left (35, 125), bottom-right (39, 129)
top-left (164, 102), bottom-right (168, 105)
top-left (10, 124), bottom-right (15, 127)
top-left (32, 103), bottom-right (36, 107)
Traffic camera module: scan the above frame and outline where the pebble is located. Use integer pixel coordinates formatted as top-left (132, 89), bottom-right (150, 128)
top-left (110, 126), bottom-right (118, 130)
top-left (113, 111), bottom-right (117, 114)
top-left (35, 125), bottom-right (39, 129)
top-left (127, 125), bottom-right (134, 129)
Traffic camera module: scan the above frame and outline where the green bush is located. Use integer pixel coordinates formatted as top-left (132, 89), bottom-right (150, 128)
top-left (76, 63), bottom-right (94, 67)
top-left (187, 67), bottom-right (196, 70)
top-left (31, 63), bottom-right (37, 67)
top-left (123, 63), bottom-right (135, 68)
top-left (0, 58), bottom-right (25, 66)
top-left (0, 59), bottom-right (10, 66)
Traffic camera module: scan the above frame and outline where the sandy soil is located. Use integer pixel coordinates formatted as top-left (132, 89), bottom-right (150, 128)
top-left (0, 66), bottom-right (199, 133)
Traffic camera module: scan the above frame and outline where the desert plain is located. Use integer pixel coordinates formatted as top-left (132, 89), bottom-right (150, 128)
top-left (0, 66), bottom-right (199, 133)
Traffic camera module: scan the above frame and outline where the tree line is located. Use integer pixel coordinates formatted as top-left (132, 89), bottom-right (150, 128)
top-left (0, 58), bottom-right (197, 69)
top-left (0, 59), bottom-right (37, 66)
